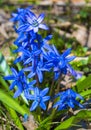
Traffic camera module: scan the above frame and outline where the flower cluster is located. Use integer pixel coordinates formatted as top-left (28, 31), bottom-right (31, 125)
top-left (4, 7), bottom-right (83, 111)
top-left (53, 89), bottom-right (83, 110)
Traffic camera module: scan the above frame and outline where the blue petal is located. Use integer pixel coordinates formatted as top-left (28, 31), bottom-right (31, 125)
top-left (36, 69), bottom-right (43, 83)
top-left (42, 96), bottom-right (50, 102)
top-left (67, 100), bottom-right (74, 108)
top-left (19, 70), bottom-right (24, 76)
top-left (76, 93), bottom-right (84, 100)
top-left (9, 81), bottom-right (16, 90)
top-left (58, 104), bottom-right (67, 110)
top-left (23, 67), bottom-right (32, 71)
top-left (24, 57), bottom-right (32, 65)
top-left (25, 94), bottom-right (35, 100)
top-left (40, 88), bottom-right (49, 96)
top-left (44, 35), bottom-right (53, 41)
top-left (35, 87), bottom-right (39, 96)
top-left (30, 101), bottom-right (38, 111)
top-left (27, 11), bottom-right (36, 20)
top-left (28, 72), bottom-right (35, 78)
top-left (43, 43), bottom-right (51, 51)
top-left (40, 68), bottom-right (49, 71)
top-left (18, 24), bottom-right (29, 32)
top-left (4, 75), bottom-right (15, 80)
top-left (39, 101), bottom-right (46, 110)
top-left (53, 100), bottom-right (63, 108)
top-left (66, 56), bottom-right (76, 62)
top-left (14, 57), bottom-right (21, 64)
top-left (13, 89), bottom-right (22, 98)
top-left (37, 13), bottom-right (45, 23)
top-left (73, 99), bottom-right (83, 108)
top-left (29, 80), bottom-right (36, 86)
top-left (52, 45), bottom-right (59, 55)
top-left (67, 64), bottom-right (76, 77)
top-left (62, 48), bottom-right (71, 57)
top-left (39, 23), bottom-right (49, 30)
top-left (27, 16), bottom-right (34, 24)
top-left (34, 27), bottom-right (38, 33)
top-left (75, 72), bottom-right (82, 80)
top-left (26, 26), bottom-right (33, 31)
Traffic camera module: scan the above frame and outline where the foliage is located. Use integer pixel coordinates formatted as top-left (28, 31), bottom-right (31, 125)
top-left (0, 5), bottom-right (91, 130)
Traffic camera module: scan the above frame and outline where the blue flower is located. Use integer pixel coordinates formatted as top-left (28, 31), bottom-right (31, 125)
top-left (10, 7), bottom-right (32, 23)
top-left (25, 87), bottom-right (50, 111)
top-left (36, 34), bottom-right (52, 51)
top-left (53, 89), bottom-right (83, 110)
top-left (14, 45), bottom-right (41, 64)
top-left (4, 68), bottom-right (36, 98)
top-left (18, 11), bottom-right (48, 33)
top-left (14, 32), bottom-right (36, 49)
top-left (44, 46), bottom-right (76, 79)
top-left (24, 57), bottom-right (49, 83)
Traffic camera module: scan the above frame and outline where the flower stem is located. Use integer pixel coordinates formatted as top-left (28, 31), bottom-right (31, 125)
top-left (56, 75), bottom-right (62, 93)
top-left (35, 74), bottom-right (39, 87)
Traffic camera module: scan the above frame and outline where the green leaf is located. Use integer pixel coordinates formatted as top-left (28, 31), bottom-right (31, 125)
top-left (76, 75), bottom-right (91, 92)
top-left (37, 115), bottom-right (52, 130)
top-left (80, 89), bottom-right (91, 97)
top-left (55, 116), bottom-right (74, 130)
top-left (0, 52), bottom-right (11, 76)
top-left (54, 110), bottom-right (91, 130)
top-left (4, 104), bottom-right (24, 130)
top-left (37, 109), bottom-right (57, 130)
top-left (0, 89), bottom-right (29, 116)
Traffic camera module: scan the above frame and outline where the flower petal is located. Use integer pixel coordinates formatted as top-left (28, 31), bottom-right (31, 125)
top-left (13, 89), bottom-right (22, 98)
top-left (4, 75), bottom-right (15, 80)
top-left (62, 48), bottom-right (71, 57)
top-left (28, 72), bottom-right (35, 78)
top-left (11, 68), bottom-right (18, 76)
top-left (30, 101), bottom-right (38, 111)
top-left (29, 80), bottom-right (36, 86)
top-left (9, 81), bottom-right (16, 90)
top-left (43, 96), bottom-right (50, 102)
top-left (25, 94), bottom-right (35, 100)
top-left (35, 87), bottom-right (39, 96)
top-left (37, 13), bottom-right (45, 23)
top-left (40, 88), bottom-right (49, 96)
top-left (34, 27), bottom-right (38, 33)
top-left (39, 101), bottom-right (46, 110)
top-left (36, 69), bottom-right (43, 83)
top-left (39, 23), bottom-right (49, 30)
top-left (26, 26), bottom-right (33, 32)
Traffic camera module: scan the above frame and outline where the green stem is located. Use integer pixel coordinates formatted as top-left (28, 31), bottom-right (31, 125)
top-left (56, 75), bottom-right (62, 93)
top-left (49, 78), bottom-right (55, 96)
top-left (35, 74), bottom-right (39, 87)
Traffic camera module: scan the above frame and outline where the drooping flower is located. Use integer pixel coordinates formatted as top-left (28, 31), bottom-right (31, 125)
top-left (25, 87), bottom-right (50, 111)
top-left (4, 68), bottom-right (36, 98)
top-left (53, 89), bottom-right (83, 110)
